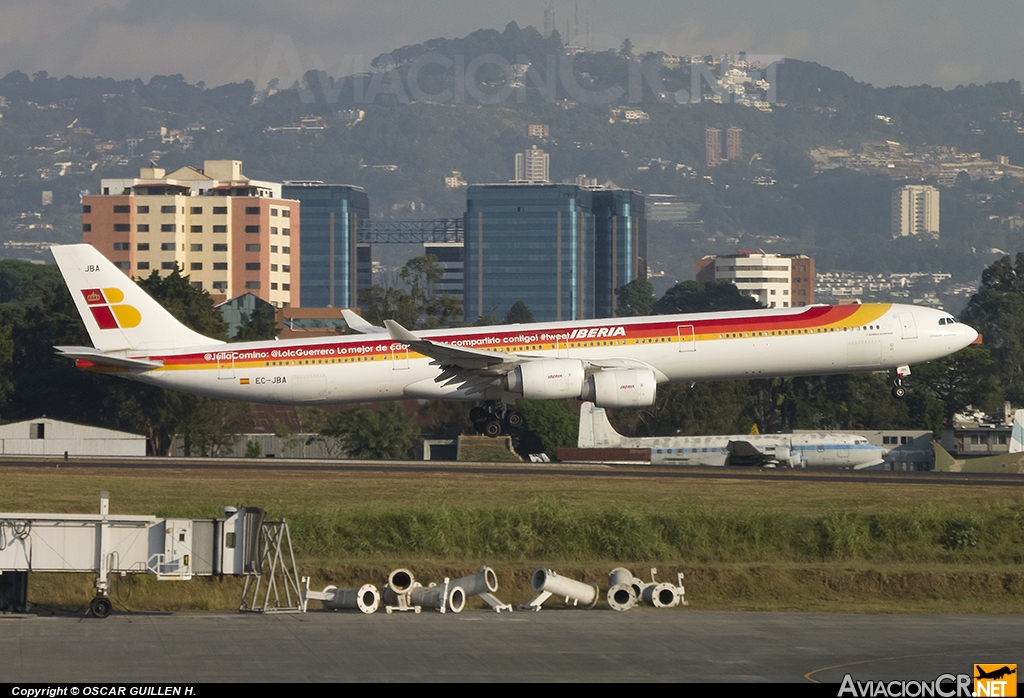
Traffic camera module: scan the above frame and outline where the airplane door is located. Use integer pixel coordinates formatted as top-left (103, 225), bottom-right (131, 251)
top-left (217, 353), bottom-right (234, 380)
top-left (899, 313), bottom-right (918, 339)
top-left (677, 325), bottom-right (696, 352)
top-left (391, 343), bottom-right (410, 370)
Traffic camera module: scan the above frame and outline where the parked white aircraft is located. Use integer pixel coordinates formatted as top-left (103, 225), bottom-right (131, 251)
top-left (577, 402), bottom-right (888, 469)
top-left (52, 244), bottom-right (978, 437)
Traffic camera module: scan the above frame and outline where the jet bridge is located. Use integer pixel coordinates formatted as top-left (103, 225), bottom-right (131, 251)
top-left (0, 492), bottom-right (266, 617)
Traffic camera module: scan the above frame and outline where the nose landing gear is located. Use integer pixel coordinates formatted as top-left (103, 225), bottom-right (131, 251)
top-left (891, 365), bottom-right (910, 399)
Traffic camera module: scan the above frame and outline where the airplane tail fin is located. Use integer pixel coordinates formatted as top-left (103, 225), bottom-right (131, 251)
top-left (1011, 409), bottom-right (1024, 454)
top-left (578, 402), bottom-right (624, 447)
top-left (51, 244), bottom-right (223, 353)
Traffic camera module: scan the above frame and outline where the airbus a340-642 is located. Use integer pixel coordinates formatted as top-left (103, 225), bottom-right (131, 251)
top-left (52, 244), bottom-right (978, 437)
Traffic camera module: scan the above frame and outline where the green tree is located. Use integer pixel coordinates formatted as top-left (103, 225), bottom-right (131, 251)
top-left (296, 407), bottom-right (347, 458)
top-left (517, 400), bottom-right (577, 456)
top-left (138, 268), bottom-right (229, 340)
top-left (0, 318), bottom-right (14, 404)
top-left (332, 403), bottom-right (421, 459)
top-left (359, 255), bottom-right (454, 329)
top-left (961, 254), bottom-right (1024, 403)
top-left (653, 280), bottom-right (762, 315)
top-left (619, 381), bottom-right (752, 437)
top-left (424, 292), bottom-right (463, 329)
top-left (503, 300), bottom-right (535, 324)
top-left (359, 285), bottom-right (420, 328)
top-left (912, 346), bottom-right (1001, 429)
top-left (614, 278), bottom-right (655, 317)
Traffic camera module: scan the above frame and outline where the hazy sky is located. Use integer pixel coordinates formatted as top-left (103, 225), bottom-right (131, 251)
top-left (2, 0), bottom-right (1023, 89)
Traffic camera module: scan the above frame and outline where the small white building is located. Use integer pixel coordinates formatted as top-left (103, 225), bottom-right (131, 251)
top-left (0, 418), bottom-right (146, 457)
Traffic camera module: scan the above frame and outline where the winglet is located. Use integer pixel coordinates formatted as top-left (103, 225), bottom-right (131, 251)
top-left (384, 319), bottom-right (423, 345)
top-left (342, 309), bottom-right (388, 334)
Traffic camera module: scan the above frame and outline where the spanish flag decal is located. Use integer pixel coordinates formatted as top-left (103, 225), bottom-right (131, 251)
top-left (239, 378), bottom-right (250, 385)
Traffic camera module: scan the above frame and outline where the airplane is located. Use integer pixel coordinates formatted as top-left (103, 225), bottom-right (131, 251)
top-left (577, 401), bottom-right (889, 469)
top-left (51, 244), bottom-right (979, 438)
top-left (975, 666), bottom-right (1017, 681)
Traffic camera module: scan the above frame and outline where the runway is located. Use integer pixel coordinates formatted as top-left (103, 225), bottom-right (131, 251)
top-left (2, 455), bottom-right (1022, 488)
top-left (2, 609), bottom-right (1020, 683)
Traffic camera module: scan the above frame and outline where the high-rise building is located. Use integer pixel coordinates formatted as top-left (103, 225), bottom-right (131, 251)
top-left (514, 145), bottom-right (550, 183)
top-left (696, 252), bottom-right (815, 308)
top-left (281, 182), bottom-right (369, 308)
top-left (705, 128), bottom-right (722, 168)
top-left (82, 160), bottom-right (300, 307)
top-left (463, 184), bottom-right (646, 322)
top-left (543, 0), bottom-right (555, 38)
top-left (892, 185), bottom-right (940, 238)
top-left (726, 127), bottom-right (743, 161)
top-left (465, 184), bottom-right (595, 322)
top-left (423, 242), bottom-right (465, 303)
top-left (592, 189), bottom-right (646, 317)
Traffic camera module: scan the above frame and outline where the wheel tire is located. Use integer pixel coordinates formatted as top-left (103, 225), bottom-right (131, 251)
top-left (482, 420), bottom-right (503, 438)
top-left (470, 407), bottom-right (488, 423)
top-left (505, 411), bottom-right (524, 428)
top-left (90, 596), bottom-right (112, 618)
top-left (892, 385), bottom-right (907, 399)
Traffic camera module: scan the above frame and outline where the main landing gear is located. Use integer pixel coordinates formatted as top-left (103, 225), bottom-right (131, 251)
top-left (891, 365), bottom-right (911, 399)
top-left (471, 403), bottom-right (523, 437)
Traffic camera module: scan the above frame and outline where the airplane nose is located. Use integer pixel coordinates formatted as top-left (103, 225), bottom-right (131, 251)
top-left (962, 323), bottom-right (980, 347)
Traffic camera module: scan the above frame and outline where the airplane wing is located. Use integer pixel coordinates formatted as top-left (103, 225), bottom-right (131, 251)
top-left (384, 320), bottom-right (534, 396)
top-left (384, 321), bottom-right (663, 398)
top-left (54, 346), bottom-right (163, 372)
top-left (342, 309), bottom-right (389, 335)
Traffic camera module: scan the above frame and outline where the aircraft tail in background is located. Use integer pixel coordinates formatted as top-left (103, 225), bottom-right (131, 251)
top-left (578, 402), bottom-right (625, 448)
top-left (1010, 409), bottom-right (1024, 454)
top-left (51, 244), bottom-right (223, 354)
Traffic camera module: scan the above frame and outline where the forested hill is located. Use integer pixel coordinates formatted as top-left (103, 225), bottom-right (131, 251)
top-left (2, 22), bottom-right (1024, 286)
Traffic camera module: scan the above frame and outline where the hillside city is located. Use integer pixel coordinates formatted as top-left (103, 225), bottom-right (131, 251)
top-left (2, 23), bottom-right (1024, 319)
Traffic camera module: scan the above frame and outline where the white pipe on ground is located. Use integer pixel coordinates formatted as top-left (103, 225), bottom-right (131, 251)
top-left (320, 584), bottom-right (381, 614)
top-left (531, 568), bottom-right (599, 608)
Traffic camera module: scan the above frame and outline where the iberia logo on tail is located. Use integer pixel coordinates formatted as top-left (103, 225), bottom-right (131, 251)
top-left (82, 288), bottom-right (141, 330)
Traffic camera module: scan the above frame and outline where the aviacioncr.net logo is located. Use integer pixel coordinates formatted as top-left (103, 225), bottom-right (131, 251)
top-left (82, 288), bottom-right (141, 330)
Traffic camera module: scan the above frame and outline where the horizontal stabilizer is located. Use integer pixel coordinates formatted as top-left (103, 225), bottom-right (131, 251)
top-left (55, 346), bottom-right (163, 371)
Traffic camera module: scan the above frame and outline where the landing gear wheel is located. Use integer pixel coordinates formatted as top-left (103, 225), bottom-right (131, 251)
top-left (470, 407), bottom-right (488, 424)
top-left (505, 410), bottom-right (524, 428)
top-left (892, 385), bottom-right (907, 399)
top-left (482, 420), bottom-right (504, 438)
top-left (90, 596), bottom-right (112, 618)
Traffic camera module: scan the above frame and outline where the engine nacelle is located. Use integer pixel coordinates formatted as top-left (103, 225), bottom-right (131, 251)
top-left (505, 359), bottom-right (586, 400)
top-left (581, 369), bottom-right (657, 408)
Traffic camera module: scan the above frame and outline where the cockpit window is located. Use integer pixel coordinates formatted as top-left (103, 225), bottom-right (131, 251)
top-left (939, 317), bottom-right (957, 326)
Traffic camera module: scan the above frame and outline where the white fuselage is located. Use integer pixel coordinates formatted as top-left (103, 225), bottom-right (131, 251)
top-left (646, 433), bottom-right (886, 469)
top-left (95, 302), bottom-right (977, 406)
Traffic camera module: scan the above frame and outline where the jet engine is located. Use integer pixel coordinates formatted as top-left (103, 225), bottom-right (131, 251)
top-left (504, 362), bottom-right (657, 408)
top-left (504, 359), bottom-right (587, 399)
top-left (581, 369), bottom-right (657, 408)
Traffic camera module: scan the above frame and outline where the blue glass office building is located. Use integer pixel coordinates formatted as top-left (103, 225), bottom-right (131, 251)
top-left (465, 184), bottom-right (595, 323)
top-left (281, 183), bottom-right (369, 308)
top-left (593, 189), bottom-right (646, 317)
